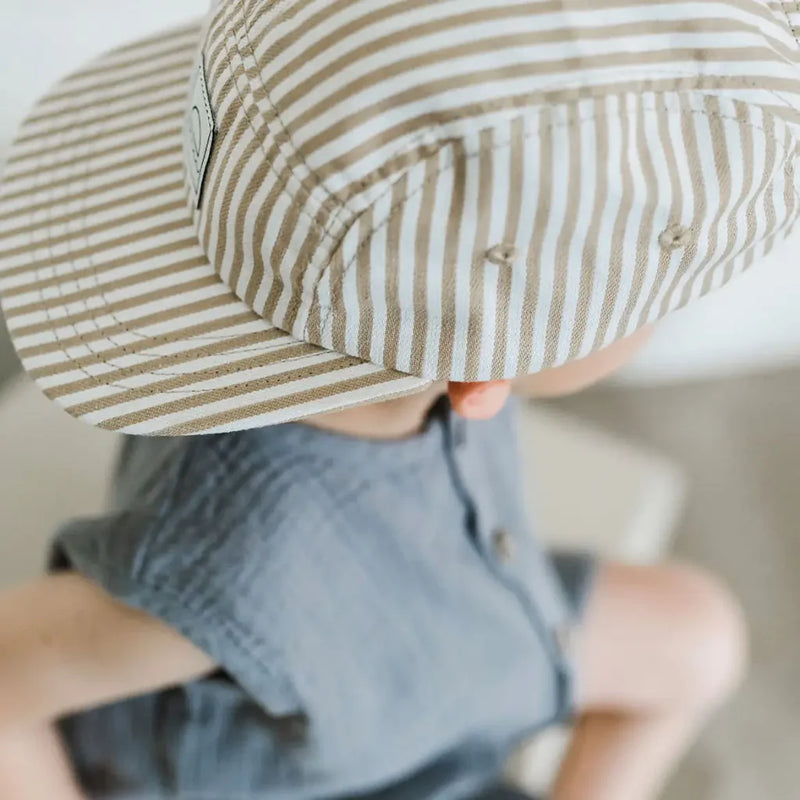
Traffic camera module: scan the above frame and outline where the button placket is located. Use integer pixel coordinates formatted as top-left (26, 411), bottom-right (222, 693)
top-left (442, 408), bottom-right (575, 683)
top-left (482, 520), bottom-right (576, 669)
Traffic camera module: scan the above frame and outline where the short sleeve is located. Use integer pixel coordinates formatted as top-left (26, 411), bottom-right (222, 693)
top-left (49, 437), bottom-right (306, 717)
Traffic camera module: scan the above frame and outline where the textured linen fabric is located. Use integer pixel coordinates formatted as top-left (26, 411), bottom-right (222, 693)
top-left (50, 398), bottom-right (594, 800)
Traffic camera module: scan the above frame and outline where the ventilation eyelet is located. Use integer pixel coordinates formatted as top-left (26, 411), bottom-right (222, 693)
top-left (659, 223), bottom-right (693, 251)
top-left (485, 243), bottom-right (519, 267)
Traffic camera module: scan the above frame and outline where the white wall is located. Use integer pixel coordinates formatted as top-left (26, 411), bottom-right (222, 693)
top-left (619, 237), bottom-right (800, 384)
top-left (2, 0), bottom-right (799, 384)
top-left (0, 0), bottom-right (207, 153)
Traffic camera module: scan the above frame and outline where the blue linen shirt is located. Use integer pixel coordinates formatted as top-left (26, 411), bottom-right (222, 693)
top-left (51, 398), bottom-right (593, 800)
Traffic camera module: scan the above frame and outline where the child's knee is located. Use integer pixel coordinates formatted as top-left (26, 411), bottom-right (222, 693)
top-left (661, 563), bottom-right (749, 710)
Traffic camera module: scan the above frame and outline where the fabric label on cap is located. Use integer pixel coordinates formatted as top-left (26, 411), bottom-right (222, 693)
top-left (184, 58), bottom-right (215, 208)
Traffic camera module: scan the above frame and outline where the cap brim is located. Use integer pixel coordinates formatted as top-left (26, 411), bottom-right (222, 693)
top-left (0, 22), bottom-right (428, 436)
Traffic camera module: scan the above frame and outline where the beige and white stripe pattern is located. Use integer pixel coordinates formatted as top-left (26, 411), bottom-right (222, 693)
top-left (2, 0), bottom-right (800, 434)
top-left (0, 22), bottom-right (426, 436)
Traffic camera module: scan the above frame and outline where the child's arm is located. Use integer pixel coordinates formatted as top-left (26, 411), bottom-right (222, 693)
top-left (0, 573), bottom-right (217, 797)
top-left (0, 724), bottom-right (86, 799)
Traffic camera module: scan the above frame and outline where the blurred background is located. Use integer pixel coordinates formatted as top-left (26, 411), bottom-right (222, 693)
top-left (1, 2), bottom-right (799, 798)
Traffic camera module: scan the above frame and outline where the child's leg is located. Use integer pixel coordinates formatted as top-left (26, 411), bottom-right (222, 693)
top-left (552, 562), bottom-right (748, 800)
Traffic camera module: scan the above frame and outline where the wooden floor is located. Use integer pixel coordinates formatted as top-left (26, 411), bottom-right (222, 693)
top-left (556, 369), bottom-right (800, 800)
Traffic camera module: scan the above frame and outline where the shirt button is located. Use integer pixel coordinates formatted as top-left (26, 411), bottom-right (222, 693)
top-left (554, 625), bottom-right (577, 658)
top-left (492, 528), bottom-right (516, 563)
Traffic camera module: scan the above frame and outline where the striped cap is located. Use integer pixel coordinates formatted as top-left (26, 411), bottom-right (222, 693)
top-left (2, 0), bottom-right (800, 435)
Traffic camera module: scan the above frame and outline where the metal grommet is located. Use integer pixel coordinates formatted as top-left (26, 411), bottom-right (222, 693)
top-left (485, 242), bottom-right (519, 268)
top-left (658, 223), bottom-right (693, 251)
top-left (492, 528), bottom-right (516, 563)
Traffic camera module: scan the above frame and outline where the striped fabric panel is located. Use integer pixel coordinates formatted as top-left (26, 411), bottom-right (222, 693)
top-left (2, 0), bottom-right (800, 435)
top-left (0, 23), bottom-right (426, 436)
top-left (316, 90), bottom-right (799, 378)
top-left (192, 0), bottom-right (800, 380)
top-left (773, 1), bottom-right (800, 46)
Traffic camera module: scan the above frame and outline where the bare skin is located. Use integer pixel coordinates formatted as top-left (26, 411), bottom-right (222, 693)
top-left (555, 563), bottom-right (746, 800)
top-left (0, 328), bottom-right (747, 800)
top-left (306, 324), bottom-right (656, 436)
